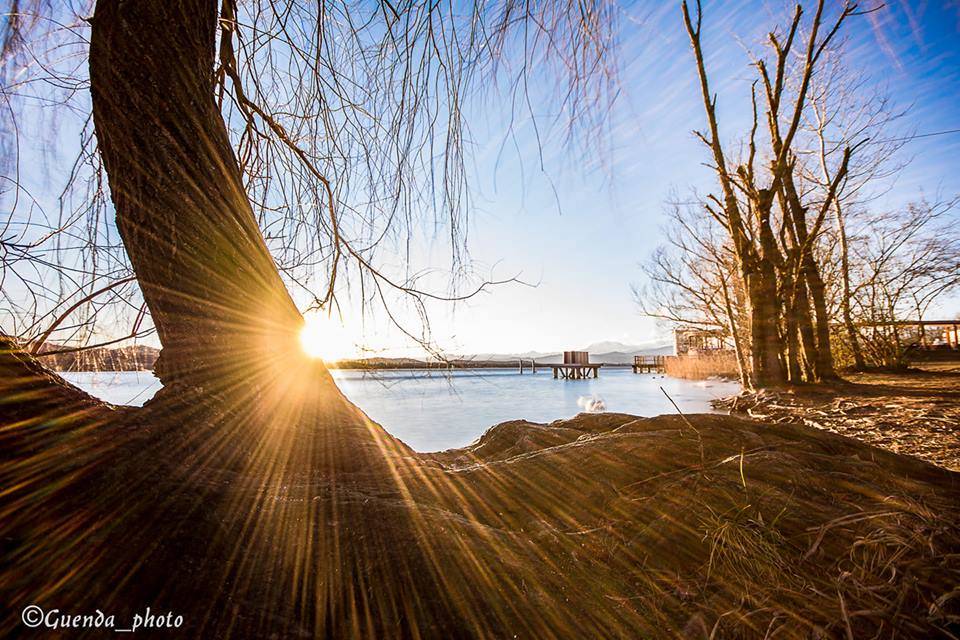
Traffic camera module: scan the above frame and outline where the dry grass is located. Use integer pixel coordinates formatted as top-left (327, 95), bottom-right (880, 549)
top-left (689, 494), bottom-right (960, 638)
top-left (428, 412), bottom-right (960, 638)
top-left (665, 353), bottom-right (740, 380)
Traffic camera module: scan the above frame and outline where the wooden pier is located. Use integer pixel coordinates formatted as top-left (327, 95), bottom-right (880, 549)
top-left (632, 355), bottom-right (666, 373)
top-left (550, 350), bottom-right (601, 380)
top-left (549, 363), bottom-right (602, 379)
top-left (518, 358), bottom-right (538, 374)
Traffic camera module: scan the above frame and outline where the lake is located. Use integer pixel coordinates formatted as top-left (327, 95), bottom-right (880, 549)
top-left (62, 368), bottom-right (741, 452)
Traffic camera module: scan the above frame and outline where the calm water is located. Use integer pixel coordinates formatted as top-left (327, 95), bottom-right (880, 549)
top-left (61, 368), bottom-right (740, 452)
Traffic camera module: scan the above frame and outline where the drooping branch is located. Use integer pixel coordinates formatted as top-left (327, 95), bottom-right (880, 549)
top-left (28, 275), bottom-right (136, 354)
top-left (2, 0), bottom-right (620, 359)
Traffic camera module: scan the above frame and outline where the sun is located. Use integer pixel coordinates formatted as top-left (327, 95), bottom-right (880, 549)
top-left (299, 312), bottom-right (355, 362)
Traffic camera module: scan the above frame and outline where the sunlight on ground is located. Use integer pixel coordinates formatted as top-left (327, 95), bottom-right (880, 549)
top-left (299, 311), bottom-right (356, 362)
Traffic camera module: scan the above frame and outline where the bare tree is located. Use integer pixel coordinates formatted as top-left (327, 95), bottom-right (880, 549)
top-left (636, 199), bottom-right (750, 385)
top-left (851, 199), bottom-right (960, 367)
top-left (679, 0), bottom-right (865, 386)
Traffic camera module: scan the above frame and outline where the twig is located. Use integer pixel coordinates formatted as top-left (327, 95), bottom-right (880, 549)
top-left (28, 275), bottom-right (137, 354)
top-left (660, 386), bottom-right (705, 468)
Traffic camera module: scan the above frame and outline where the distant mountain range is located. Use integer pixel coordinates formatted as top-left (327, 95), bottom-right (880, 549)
top-left (467, 340), bottom-right (674, 365)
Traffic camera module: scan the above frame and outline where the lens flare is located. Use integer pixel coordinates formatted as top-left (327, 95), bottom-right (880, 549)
top-left (299, 312), bottom-right (354, 361)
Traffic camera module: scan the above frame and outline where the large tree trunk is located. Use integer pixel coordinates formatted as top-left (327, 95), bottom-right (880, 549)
top-left (777, 189), bottom-right (814, 383)
top-left (89, 0), bottom-right (309, 389)
top-left (782, 274), bottom-right (803, 383)
top-left (781, 175), bottom-right (837, 382)
top-left (792, 279), bottom-right (819, 380)
top-left (76, 8), bottom-right (433, 634)
top-left (750, 199), bottom-right (787, 387)
top-left (746, 266), bottom-right (786, 387)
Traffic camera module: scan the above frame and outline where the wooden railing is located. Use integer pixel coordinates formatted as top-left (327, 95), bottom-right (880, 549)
top-left (632, 355), bottom-right (666, 373)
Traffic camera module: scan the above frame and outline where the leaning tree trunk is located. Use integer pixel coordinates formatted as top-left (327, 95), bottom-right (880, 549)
top-left (90, 0), bottom-right (311, 390)
top-left (51, 5), bottom-right (431, 634)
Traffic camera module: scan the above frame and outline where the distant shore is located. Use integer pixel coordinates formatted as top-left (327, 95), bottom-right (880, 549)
top-left (37, 344), bottom-right (649, 373)
top-left (47, 358), bottom-right (638, 373)
top-left (330, 359), bottom-right (633, 371)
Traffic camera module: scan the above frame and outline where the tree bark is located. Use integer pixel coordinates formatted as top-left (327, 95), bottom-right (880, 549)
top-left (752, 194), bottom-right (787, 387)
top-left (784, 307), bottom-right (802, 383)
top-left (89, 0), bottom-right (308, 389)
top-left (747, 266), bottom-right (786, 387)
top-left (792, 279), bottom-right (818, 380)
top-left (781, 172), bottom-right (836, 381)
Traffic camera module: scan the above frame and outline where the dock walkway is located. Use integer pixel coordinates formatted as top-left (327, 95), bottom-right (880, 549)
top-left (632, 355), bottom-right (665, 373)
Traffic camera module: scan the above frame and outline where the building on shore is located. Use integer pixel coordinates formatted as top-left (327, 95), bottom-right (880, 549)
top-left (673, 327), bottom-right (734, 357)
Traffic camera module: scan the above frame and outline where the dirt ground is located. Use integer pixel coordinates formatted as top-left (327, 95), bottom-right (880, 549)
top-left (717, 360), bottom-right (960, 471)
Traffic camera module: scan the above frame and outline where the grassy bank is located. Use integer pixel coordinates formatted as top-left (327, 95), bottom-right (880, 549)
top-left (665, 353), bottom-right (740, 380)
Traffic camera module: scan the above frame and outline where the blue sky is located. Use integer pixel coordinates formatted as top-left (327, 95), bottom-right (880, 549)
top-left (357, 0), bottom-right (960, 356)
top-left (3, 1), bottom-right (959, 357)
